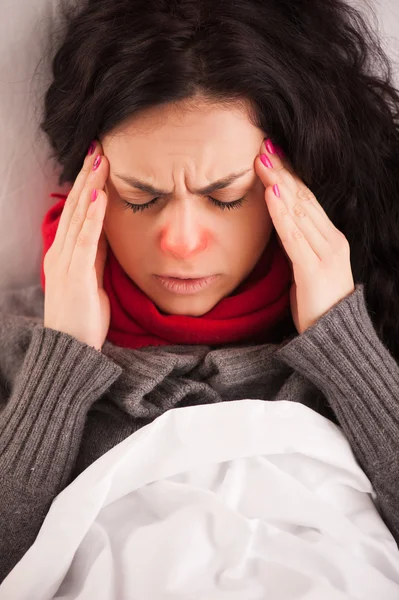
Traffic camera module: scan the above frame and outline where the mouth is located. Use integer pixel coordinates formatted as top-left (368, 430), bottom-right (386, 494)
top-left (154, 274), bottom-right (220, 295)
top-left (158, 274), bottom-right (215, 279)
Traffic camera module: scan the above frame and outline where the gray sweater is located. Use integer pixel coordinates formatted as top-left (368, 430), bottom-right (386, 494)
top-left (0, 282), bottom-right (398, 582)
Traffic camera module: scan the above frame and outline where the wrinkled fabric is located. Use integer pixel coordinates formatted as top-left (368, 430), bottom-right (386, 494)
top-left (2, 400), bottom-right (399, 600)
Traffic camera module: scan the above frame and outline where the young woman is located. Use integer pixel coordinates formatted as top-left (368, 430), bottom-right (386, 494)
top-left (1, 0), bottom-right (399, 582)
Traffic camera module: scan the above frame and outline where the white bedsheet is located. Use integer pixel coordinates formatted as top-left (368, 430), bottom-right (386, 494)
top-left (1, 400), bottom-right (399, 600)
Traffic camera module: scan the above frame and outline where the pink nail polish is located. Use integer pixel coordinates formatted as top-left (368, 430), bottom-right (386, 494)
top-left (260, 154), bottom-right (273, 169)
top-left (91, 188), bottom-right (98, 202)
top-left (273, 184), bottom-right (280, 198)
top-left (265, 139), bottom-right (276, 154)
top-left (93, 155), bottom-right (102, 170)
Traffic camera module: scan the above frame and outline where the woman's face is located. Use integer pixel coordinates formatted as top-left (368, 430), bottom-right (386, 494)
top-left (101, 98), bottom-right (273, 316)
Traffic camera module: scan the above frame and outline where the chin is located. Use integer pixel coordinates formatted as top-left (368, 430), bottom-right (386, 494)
top-left (154, 294), bottom-right (221, 317)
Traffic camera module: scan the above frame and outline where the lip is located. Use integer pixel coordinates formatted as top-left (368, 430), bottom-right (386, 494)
top-left (159, 273), bottom-right (211, 279)
top-left (154, 274), bottom-right (219, 295)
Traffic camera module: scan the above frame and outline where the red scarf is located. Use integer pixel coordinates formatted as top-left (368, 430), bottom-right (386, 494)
top-left (41, 194), bottom-right (293, 349)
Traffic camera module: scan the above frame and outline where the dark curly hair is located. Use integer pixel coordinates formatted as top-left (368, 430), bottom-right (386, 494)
top-left (39, 0), bottom-right (399, 360)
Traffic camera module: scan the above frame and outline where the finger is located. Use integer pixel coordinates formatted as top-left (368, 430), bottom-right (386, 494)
top-left (69, 189), bottom-right (107, 282)
top-left (279, 185), bottom-right (333, 261)
top-left (287, 185), bottom-right (344, 250)
top-left (255, 145), bottom-right (329, 221)
top-left (266, 182), bottom-right (319, 270)
top-left (50, 141), bottom-right (101, 256)
top-left (60, 153), bottom-right (108, 270)
top-left (259, 139), bottom-right (296, 178)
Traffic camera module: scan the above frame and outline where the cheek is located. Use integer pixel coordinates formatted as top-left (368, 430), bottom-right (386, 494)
top-left (104, 213), bottom-right (150, 278)
top-left (231, 194), bottom-right (273, 257)
top-left (104, 203), bottom-right (156, 274)
top-left (103, 204), bottom-right (141, 254)
top-left (103, 204), bottom-right (121, 242)
top-left (236, 189), bottom-right (272, 239)
top-left (230, 214), bottom-right (271, 253)
top-left (252, 183), bottom-right (273, 230)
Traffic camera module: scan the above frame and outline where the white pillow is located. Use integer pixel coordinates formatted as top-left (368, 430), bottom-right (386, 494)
top-left (0, 0), bottom-right (397, 293)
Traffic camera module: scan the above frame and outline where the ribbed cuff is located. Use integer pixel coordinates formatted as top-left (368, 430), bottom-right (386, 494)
top-left (0, 325), bottom-right (122, 491)
top-left (274, 284), bottom-right (399, 465)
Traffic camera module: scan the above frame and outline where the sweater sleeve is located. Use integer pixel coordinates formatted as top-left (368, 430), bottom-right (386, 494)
top-left (274, 283), bottom-right (399, 546)
top-left (0, 323), bottom-right (122, 582)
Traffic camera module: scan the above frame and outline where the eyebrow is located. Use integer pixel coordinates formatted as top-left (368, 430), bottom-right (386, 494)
top-left (114, 168), bottom-right (253, 196)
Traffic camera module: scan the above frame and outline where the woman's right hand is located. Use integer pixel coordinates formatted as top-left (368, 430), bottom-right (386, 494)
top-left (43, 141), bottom-right (111, 351)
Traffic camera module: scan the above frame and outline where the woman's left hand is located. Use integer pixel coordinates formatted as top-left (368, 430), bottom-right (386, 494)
top-left (254, 139), bottom-right (355, 335)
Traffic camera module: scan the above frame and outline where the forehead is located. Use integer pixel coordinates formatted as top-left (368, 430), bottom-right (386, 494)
top-left (102, 100), bottom-right (264, 158)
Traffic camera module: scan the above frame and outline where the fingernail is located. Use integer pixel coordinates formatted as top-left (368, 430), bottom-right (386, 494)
top-left (273, 184), bottom-right (280, 197)
top-left (87, 140), bottom-right (96, 156)
top-left (265, 139), bottom-right (277, 154)
top-left (260, 154), bottom-right (273, 169)
top-left (91, 188), bottom-right (98, 202)
top-left (93, 155), bottom-right (102, 170)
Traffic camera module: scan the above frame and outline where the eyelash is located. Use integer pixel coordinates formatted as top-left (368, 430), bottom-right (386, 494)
top-left (121, 196), bottom-right (246, 214)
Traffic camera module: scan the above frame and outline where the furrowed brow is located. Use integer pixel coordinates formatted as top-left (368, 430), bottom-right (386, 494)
top-left (114, 168), bottom-right (252, 196)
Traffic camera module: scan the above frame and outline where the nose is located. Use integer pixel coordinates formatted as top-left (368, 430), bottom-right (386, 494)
top-left (160, 201), bottom-right (209, 259)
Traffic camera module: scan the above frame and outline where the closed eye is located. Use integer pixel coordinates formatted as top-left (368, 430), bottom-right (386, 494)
top-left (121, 196), bottom-right (247, 213)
